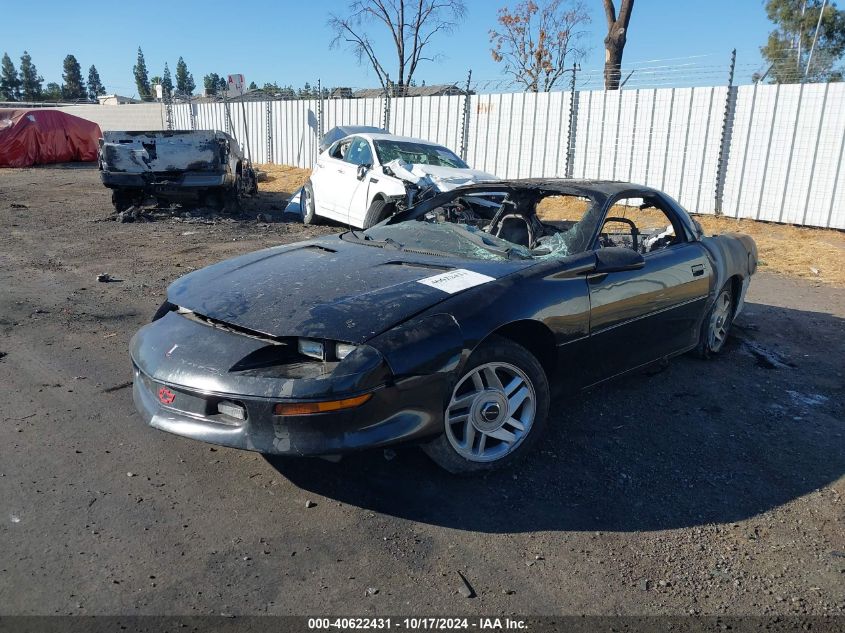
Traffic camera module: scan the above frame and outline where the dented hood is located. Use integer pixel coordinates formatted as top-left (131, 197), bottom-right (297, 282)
top-left (384, 159), bottom-right (497, 192)
top-left (165, 235), bottom-right (520, 344)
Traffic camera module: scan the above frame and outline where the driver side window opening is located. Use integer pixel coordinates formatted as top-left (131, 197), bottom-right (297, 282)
top-left (597, 196), bottom-right (684, 255)
top-left (344, 137), bottom-right (374, 166)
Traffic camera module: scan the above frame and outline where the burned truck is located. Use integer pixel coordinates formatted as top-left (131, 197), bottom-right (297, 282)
top-left (98, 130), bottom-right (257, 212)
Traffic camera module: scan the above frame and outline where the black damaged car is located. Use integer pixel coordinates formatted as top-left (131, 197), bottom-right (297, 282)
top-left (130, 180), bottom-right (757, 473)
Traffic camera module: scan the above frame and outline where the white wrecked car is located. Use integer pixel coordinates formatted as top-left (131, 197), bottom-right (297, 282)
top-left (303, 130), bottom-right (497, 228)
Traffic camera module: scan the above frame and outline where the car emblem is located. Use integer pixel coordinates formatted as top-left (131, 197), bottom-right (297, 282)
top-left (158, 387), bottom-right (176, 405)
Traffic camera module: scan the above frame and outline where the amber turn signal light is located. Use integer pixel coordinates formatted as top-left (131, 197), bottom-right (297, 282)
top-left (273, 393), bottom-right (372, 416)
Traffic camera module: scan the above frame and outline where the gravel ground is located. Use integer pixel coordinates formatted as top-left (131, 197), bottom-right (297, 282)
top-left (0, 165), bottom-right (843, 617)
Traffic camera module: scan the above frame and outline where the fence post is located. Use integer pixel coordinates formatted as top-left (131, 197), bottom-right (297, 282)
top-left (459, 69), bottom-right (472, 161)
top-left (316, 78), bottom-right (323, 140)
top-left (383, 75), bottom-right (392, 131)
top-left (164, 92), bottom-right (174, 131)
top-left (265, 99), bottom-right (273, 164)
top-left (564, 63), bottom-right (578, 178)
top-left (714, 48), bottom-right (736, 216)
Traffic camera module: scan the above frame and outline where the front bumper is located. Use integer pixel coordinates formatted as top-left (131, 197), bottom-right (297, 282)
top-left (132, 364), bottom-right (446, 456)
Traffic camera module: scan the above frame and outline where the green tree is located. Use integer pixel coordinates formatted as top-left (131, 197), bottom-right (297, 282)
top-left (203, 73), bottom-right (226, 95)
top-left (0, 53), bottom-right (21, 101)
top-left (62, 54), bottom-right (86, 100)
top-left (133, 46), bottom-right (152, 100)
top-left (161, 62), bottom-right (173, 98)
top-left (20, 51), bottom-right (44, 101)
top-left (175, 56), bottom-right (195, 96)
top-left (43, 82), bottom-right (62, 101)
top-left (248, 81), bottom-right (258, 90)
top-left (761, 0), bottom-right (845, 83)
top-left (87, 65), bottom-right (105, 100)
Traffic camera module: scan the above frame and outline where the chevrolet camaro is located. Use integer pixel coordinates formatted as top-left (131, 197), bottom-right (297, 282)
top-left (130, 180), bottom-right (757, 473)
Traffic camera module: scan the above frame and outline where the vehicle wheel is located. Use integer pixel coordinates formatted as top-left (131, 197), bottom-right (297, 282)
top-left (204, 190), bottom-right (225, 211)
top-left (696, 281), bottom-right (735, 358)
top-left (363, 198), bottom-right (395, 229)
top-left (302, 180), bottom-right (320, 225)
top-left (222, 187), bottom-right (241, 213)
top-left (243, 168), bottom-right (258, 196)
top-left (112, 190), bottom-right (137, 212)
top-left (422, 336), bottom-right (550, 474)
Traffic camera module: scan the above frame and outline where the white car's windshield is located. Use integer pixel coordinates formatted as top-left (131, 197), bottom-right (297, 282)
top-left (374, 140), bottom-right (468, 169)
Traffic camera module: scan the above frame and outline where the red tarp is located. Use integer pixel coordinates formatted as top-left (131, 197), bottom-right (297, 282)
top-left (0, 109), bottom-right (102, 168)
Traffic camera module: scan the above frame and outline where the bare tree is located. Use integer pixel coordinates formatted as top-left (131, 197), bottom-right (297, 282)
top-left (603, 0), bottom-right (634, 90)
top-left (329, 0), bottom-right (466, 92)
top-left (490, 0), bottom-right (590, 92)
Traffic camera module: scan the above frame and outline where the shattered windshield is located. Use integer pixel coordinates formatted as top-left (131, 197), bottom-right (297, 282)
top-left (361, 222), bottom-right (528, 260)
top-left (374, 140), bottom-right (468, 169)
top-left (348, 191), bottom-right (600, 262)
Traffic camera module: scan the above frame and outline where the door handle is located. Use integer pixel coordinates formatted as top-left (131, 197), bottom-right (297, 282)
top-left (691, 264), bottom-right (704, 277)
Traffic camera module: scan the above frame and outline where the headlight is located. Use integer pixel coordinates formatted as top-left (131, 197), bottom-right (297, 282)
top-left (297, 338), bottom-right (325, 360)
top-left (335, 343), bottom-right (357, 360)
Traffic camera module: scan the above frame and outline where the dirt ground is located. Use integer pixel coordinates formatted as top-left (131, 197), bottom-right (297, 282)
top-left (0, 165), bottom-right (843, 617)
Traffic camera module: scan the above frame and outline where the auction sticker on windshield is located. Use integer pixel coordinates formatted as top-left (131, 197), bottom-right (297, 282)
top-left (417, 269), bottom-right (495, 294)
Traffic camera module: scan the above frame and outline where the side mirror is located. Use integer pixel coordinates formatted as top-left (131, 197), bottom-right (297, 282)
top-left (594, 247), bottom-right (645, 274)
top-left (356, 163), bottom-right (371, 181)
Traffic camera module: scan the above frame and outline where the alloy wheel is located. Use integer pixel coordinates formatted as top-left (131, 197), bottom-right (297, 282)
top-left (445, 361), bottom-right (536, 462)
top-left (709, 288), bottom-right (732, 351)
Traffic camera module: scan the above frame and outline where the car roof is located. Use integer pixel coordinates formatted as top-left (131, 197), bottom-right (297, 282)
top-left (439, 178), bottom-right (666, 199)
top-left (344, 132), bottom-right (448, 146)
top-left (390, 178), bottom-right (696, 233)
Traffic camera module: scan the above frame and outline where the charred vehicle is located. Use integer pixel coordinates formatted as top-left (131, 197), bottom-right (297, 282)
top-left (303, 130), bottom-right (497, 228)
top-left (130, 180), bottom-right (757, 473)
top-left (99, 130), bottom-right (257, 211)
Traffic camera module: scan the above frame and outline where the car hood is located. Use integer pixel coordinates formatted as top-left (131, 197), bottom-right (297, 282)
top-left (166, 235), bottom-right (526, 344)
top-left (383, 159), bottom-right (497, 192)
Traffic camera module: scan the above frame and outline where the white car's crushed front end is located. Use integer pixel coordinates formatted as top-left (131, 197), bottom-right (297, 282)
top-left (383, 159), bottom-right (498, 193)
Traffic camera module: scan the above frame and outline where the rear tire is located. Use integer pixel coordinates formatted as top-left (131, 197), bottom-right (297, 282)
top-left (302, 180), bottom-right (319, 225)
top-left (363, 198), bottom-right (395, 229)
top-left (112, 190), bottom-right (139, 212)
top-left (696, 281), bottom-right (735, 358)
top-left (422, 336), bottom-right (550, 474)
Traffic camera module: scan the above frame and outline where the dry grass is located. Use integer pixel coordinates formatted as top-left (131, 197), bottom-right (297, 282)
top-left (256, 165), bottom-right (845, 285)
top-left (257, 164), bottom-right (311, 195)
top-left (537, 195), bottom-right (845, 286)
top-left (691, 214), bottom-right (845, 285)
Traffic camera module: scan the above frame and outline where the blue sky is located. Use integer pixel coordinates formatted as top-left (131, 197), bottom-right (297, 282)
top-left (2, 0), bottom-right (775, 96)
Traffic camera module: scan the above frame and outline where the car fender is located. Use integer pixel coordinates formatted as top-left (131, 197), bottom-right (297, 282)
top-left (698, 233), bottom-right (757, 312)
top-left (375, 262), bottom-right (591, 390)
top-left (368, 172), bottom-right (406, 207)
top-left (368, 313), bottom-right (464, 378)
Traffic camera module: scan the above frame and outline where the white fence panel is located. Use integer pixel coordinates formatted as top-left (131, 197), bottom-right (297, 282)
top-left (117, 81), bottom-right (845, 228)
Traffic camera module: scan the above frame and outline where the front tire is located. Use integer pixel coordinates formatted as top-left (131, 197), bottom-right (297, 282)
top-left (696, 281), bottom-right (735, 357)
top-left (302, 180), bottom-right (319, 225)
top-left (363, 198), bottom-right (395, 229)
top-left (422, 336), bottom-right (550, 474)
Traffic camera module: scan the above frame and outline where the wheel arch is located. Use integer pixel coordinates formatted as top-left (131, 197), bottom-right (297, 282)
top-left (728, 274), bottom-right (744, 315)
top-left (480, 320), bottom-right (557, 381)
